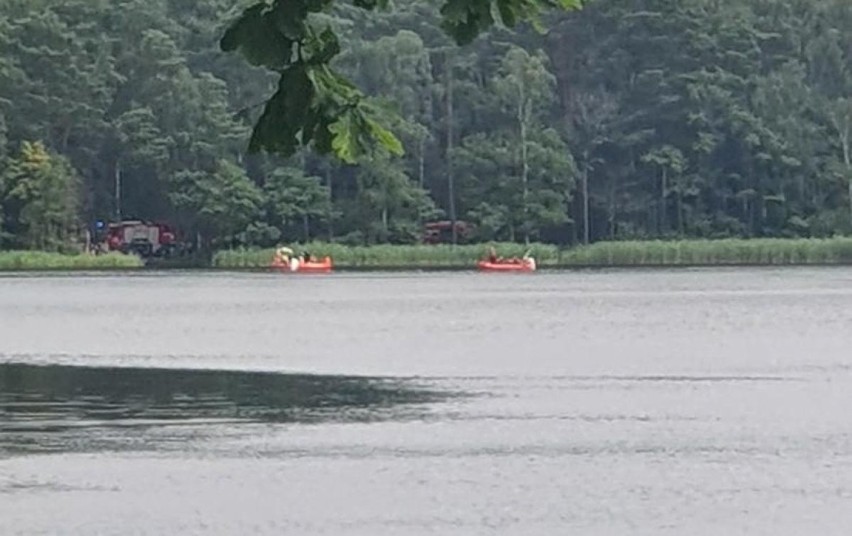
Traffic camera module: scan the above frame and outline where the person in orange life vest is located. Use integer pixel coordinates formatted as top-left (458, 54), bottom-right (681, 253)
top-left (487, 246), bottom-right (498, 264)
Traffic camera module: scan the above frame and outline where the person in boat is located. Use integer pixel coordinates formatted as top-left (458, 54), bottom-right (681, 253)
top-left (301, 250), bottom-right (311, 263)
top-left (522, 249), bottom-right (536, 270)
top-left (274, 246), bottom-right (293, 267)
top-left (487, 246), bottom-right (498, 264)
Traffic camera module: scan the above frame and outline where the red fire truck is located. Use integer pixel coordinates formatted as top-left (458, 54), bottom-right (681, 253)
top-left (104, 220), bottom-right (179, 258)
top-left (422, 220), bottom-right (473, 244)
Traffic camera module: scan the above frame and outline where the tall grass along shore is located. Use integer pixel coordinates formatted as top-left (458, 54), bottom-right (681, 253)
top-left (213, 243), bottom-right (560, 269)
top-left (0, 251), bottom-right (143, 271)
top-left (561, 238), bottom-right (852, 266)
top-left (214, 237), bottom-right (852, 270)
top-left (8, 237), bottom-right (852, 271)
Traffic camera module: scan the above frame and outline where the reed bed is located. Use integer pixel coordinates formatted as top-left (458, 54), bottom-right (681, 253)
top-left (560, 238), bottom-right (852, 266)
top-left (0, 251), bottom-right (143, 271)
top-left (214, 238), bottom-right (852, 270)
top-left (213, 243), bottom-right (560, 269)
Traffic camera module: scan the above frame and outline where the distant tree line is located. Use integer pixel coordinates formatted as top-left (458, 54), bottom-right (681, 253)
top-left (1, 0), bottom-right (852, 251)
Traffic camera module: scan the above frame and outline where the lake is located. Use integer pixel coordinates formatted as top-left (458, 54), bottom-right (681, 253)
top-left (2, 268), bottom-right (852, 535)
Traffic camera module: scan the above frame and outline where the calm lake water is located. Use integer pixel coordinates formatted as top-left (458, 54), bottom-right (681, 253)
top-left (2, 268), bottom-right (852, 535)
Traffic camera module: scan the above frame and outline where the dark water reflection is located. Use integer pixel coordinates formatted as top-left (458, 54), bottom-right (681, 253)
top-left (0, 363), bottom-right (445, 455)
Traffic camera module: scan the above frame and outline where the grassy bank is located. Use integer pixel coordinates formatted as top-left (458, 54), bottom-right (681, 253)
top-left (213, 237), bottom-right (852, 270)
top-left (213, 243), bottom-right (560, 269)
top-left (560, 238), bottom-right (852, 266)
top-left (10, 238), bottom-right (851, 272)
top-left (0, 251), bottom-right (144, 271)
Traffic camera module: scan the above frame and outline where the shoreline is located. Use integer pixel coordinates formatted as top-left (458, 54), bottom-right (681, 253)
top-left (6, 237), bottom-right (852, 272)
top-left (6, 262), bottom-right (852, 275)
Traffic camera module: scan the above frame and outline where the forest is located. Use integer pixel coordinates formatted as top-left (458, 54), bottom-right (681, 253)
top-left (1, 0), bottom-right (852, 252)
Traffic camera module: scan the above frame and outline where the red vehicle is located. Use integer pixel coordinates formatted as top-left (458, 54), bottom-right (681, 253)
top-left (105, 220), bottom-right (178, 258)
top-left (422, 220), bottom-right (473, 244)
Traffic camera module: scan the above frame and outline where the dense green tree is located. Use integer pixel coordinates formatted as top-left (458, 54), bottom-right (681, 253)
top-left (3, 0), bottom-right (852, 252)
top-left (492, 45), bottom-right (571, 242)
top-left (168, 160), bottom-right (262, 248)
top-left (262, 165), bottom-right (330, 242)
top-left (354, 153), bottom-right (439, 243)
top-left (221, 0), bottom-right (582, 161)
top-left (0, 141), bottom-right (80, 250)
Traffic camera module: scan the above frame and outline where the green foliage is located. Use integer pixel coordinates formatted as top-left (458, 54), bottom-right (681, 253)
top-left (262, 165), bottom-right (330, 242)
top-left (221, 0), bottom-right (580, 160)
top-left (222, 2), bottom-right (405, 162)
top-left (169, 160), bottom-right (263, 247)
top-left (0, 251), bottom-right (143, 271)
top-left (214, 237), bottom-right (852, 268)
top-left (561, 238), bottom-right (852, 266)
top-left (5, 0), bottom-right (852, 254)
top-left (0, 141), bottom-right (80, 251)
top-left (440, 0), bottom-right (582, 45)
top-left (350, 153), bottom-right (439, 243)
top-left (213, 241), bottom-right (561, 268)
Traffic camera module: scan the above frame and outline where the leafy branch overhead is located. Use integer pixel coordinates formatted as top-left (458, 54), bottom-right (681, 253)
top-left (221, 0), bottom-right (581, 162)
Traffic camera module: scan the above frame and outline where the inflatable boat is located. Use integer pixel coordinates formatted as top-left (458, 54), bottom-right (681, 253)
top-left (476, 257), bottom-right (536, 272)
top-left (296, 257), bottom-right (333, 273)
top-left (271, 256), bottom-right (333, 273)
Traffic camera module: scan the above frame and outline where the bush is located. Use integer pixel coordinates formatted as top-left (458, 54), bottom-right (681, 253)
top-left (560, 237), bottom-right (852, 266)
top-left (0, 251), bottom-right (143, 270)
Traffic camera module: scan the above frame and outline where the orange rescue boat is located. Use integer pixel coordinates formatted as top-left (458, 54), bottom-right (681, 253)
top-left (295, 256), bottom-right (333, 273)
top-left (477, 257), bottom-right (536, 272)
top-left (271, 252), bottom-right (333, 273)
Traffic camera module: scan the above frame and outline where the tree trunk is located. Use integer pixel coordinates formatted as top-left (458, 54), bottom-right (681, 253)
top-left (445, 57), bottom-right (457, 245)
top-left (660, 166), bottom-right (667, 235)
top-left (545, 22), bottom-right (577, 129)
top-left (325, 166), bottom-right (334, 241)
top-left (114, 159), bottom-right (122, 221)
top-left (303, 213), bottom-right (310, 242)
top-left (59, 119), bottom-right (72, 153)
top-left (582, 161), bottom-right (590, 244)
top-left (519, 86), bottom-right (530, 245)
top-left (830, 103), bottom-right (852, 228)
top-left (418, 135), bottom-right (426, 189)
top-left (608, 183), bottom-right (616, 240)
top-left (841, 126), bottom-right (852, 227)
top-left (847, 176), bottom-right (852, 230)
